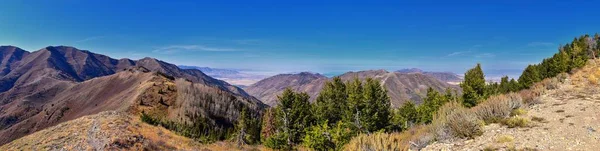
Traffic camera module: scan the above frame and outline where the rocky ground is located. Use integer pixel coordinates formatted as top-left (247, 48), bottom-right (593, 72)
top-left (0, 111), bottom-right (269, 151)
top-left (424, 61), bottom-right (600, 151)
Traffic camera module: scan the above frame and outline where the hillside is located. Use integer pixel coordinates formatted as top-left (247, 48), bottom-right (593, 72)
top-left (244, 70), bottom-right (460, 107)
top-left (397, 68), bottom-right (463, 84)
top-left (0, 46), bottom-right (265, 145)
top-left (423, 60), bottom-right (600, 150)
top-left (0, 111), bottom-right (269, 151)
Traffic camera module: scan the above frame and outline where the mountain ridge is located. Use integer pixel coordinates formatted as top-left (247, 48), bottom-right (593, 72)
top-left (0, 45), bottom-right (265, 145)
top-left (244, 69), bottom-right (460, 107)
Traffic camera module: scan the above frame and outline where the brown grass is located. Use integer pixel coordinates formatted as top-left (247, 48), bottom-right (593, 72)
top-left (343, 131), bottom-right (415, 151)
top-left (472, 93), bottom-right (523, 123)
top-left (519, 89), bottom-right (542, 105)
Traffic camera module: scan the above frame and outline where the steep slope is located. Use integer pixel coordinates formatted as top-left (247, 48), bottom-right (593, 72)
top-left (423, 60), bottom-right (600, 150)
top-left (397, 68), bottom-right (463, 84)
top-left (245, 70), bottom-right (460, 107)
top-left (0, 46), bottom-right (29, 76)
top-left (0, 46), bottom-right (266, 145)
top-left (0, 68), bottom-right (266, 145)
top-left (244, 72), bottom-right (328, 106)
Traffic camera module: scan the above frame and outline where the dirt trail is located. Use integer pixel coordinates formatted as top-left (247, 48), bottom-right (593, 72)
top-left (424, 62), bottom-right (600, 151)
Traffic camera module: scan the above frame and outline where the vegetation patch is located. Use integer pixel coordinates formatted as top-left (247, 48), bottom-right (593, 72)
top-left (496, 135), bottom-right (514, 143)
top-left (510, 108), bottom-right (528, 117)
top-left (501, 117), bottom-right (530, 128)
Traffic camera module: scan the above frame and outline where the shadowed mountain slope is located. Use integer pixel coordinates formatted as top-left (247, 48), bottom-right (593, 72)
top-left (0, 46), bottom-right (265, 145)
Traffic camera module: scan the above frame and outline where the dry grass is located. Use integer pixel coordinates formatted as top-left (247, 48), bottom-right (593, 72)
top-left (519, 89), bottom-right (542, 105)
top-left (343, 131), bottom-right (413, 151)
top-left (496, 135), bottom-right (514, 143)
top-left (510, 108), bottom-right (527, 117)
top-left (501, 117), bottom-right (530, 128)
top-left (472, 93), bottom-right (523, 123)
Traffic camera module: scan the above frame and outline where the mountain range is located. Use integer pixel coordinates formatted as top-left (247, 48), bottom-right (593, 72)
top-left (178, 65), bottom-right (268, 87)
top-left (244, 70), bottom-right (461, 107)
top-left (396, 68), bottom-right (463, 84)
top-left (0, 46), bottom-right (266, 145)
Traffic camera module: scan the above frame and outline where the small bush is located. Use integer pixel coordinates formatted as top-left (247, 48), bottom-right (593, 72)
top-left (496, 135), bottom-right (514, 143)
top-left (446, 106), bottom-right (483, 138)
top-left (519, 89), bottom-right (542, 105)
top-left (501, 117), bottom-right (530, 128)
top-left (589, 74), bottom-right (598, 85)
top-left (545, 77), bottom-right (562, 90)
top-left (510, 108), bottom-right (527, 117)
top-left (472, 93), bottom-right (522, 124)
top-left (263, 133), bottom-right (291, 150)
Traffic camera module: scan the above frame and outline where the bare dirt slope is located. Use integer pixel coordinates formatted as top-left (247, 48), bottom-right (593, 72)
top-left (0, 111), bottom-right (269, 151)
top-left (424, 61), bottom-right (600, 151)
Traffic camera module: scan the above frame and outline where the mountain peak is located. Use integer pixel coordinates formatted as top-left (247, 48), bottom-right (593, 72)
top-left (397, 68), bottom-right (424, 73)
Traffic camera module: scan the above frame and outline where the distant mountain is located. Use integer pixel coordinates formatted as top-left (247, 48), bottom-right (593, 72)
top-left (244, 70), bottom-right (460, 107)
top-left (396, 68), bottom-right (463, 84)
top-left (0, 46), bottom-right (265, 145)
top-left (179, 65), bottom-right (268, 86)
top-left (243, 72), bottom-right (328, 106)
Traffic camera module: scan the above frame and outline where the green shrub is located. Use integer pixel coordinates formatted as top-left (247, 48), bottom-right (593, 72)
top-left (264, 133), bottom-right (291, 150)
top-left (501, 117), bottom-right (530, 128)
top-left (303, 122), bottom-right (336, 151)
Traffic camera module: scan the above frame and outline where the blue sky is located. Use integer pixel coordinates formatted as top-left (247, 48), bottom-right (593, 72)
top-left (1, 1), bottom-right (598, 79)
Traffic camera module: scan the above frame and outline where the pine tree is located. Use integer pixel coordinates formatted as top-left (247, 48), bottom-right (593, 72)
top-left (314, 77), bottom-right (347, 125)
top-left (508, 78), bottom-right (519, 92)
top-left (344, 78), bottom-right (364, 128)
top-left (270, 88), bottom-right (314, 147)
top-left (499, 76), bottom-right (510, 93)
top-left (518, 65), bottom-right (541, 89)
top-left (417, 87), bottom-right (444, 123)
top-left (361, 78), bottom-right (391, 133)
top-left (460, 63), bottom-right (487, 107)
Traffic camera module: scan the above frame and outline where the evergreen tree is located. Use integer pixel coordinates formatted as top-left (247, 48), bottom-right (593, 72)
top-left (417, 87), bottom-right (444, 123)
top-left (390, 101), bottom-right (417, 131)
top-left (508, 78), bottom-right (519, 92)
top-left (344, 78), bottom-right (364, 129)
top-left (518, 65), bottom-right (541, 89)
top-left (360, 78), bottom-right (391, 133)
top-left (267, 88), bottom-right (314, 147)
top-left (314, 77), bottom-right (347, 125)
top-left (260, 108), bottom-right (276, 141)
top-left (235, 107), bottom-right (260, 146)
top-left (499, 76), bottom-right (510, 93)
top-left (460, 63), bottom-right (487, 107)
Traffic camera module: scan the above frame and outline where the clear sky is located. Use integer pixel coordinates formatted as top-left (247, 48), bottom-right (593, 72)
top-left (1, 1), bottom-right (598, 79)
